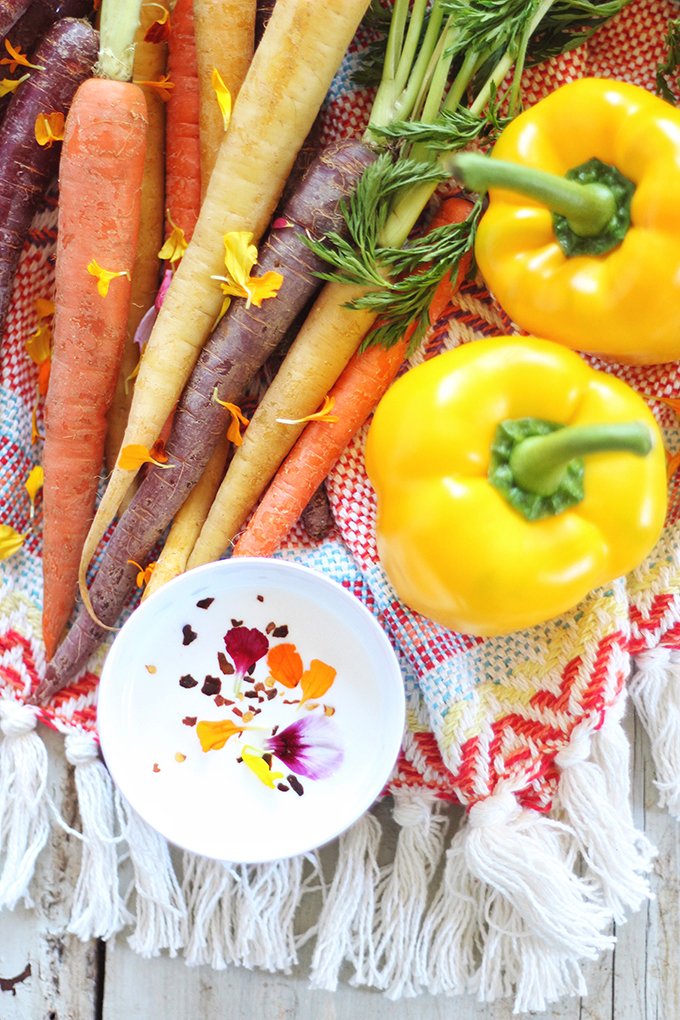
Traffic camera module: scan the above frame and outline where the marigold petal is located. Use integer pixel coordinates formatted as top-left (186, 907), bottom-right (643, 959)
top-left (299, 659), bottom-right (337, 707)
top-left (277, 394), bottom-right (338, 425)
top-left (26, 322), bottom-right (51, 366)
top-left (0, 73), bottom-right (29, 97)
top-left (35, 298), bottom-right (54, 320)
top-left (0, 524), bottom-right (25, 559)
top-left (158, 220), bottom-right (187, 263)
top-left (118, 443), bottom-right (173, 471)
top-left (35, 111), bottom-right (65, 147)
top-left (87, 259), bottom-right (131, 297)
top-left (211, 67), bottom-right (231, 130)
top-left (212, 391), bottom-right (249, 446)
top-left (144, 8), bottom-right (171, 43)
top-left (247, 271), bottom-right (284, 308)
top-left (25, 465), bottom-right (43, 507)
top-left (223, 231), bottom-right (258, 287)
top-left (241, 748), bottom-right (284, 788)
top-left (134, 74), bottom-right (174, 101)
top-left (267, 643), bottom-right (303, 688)
top-left (197, 718), bottom-right (245, 752)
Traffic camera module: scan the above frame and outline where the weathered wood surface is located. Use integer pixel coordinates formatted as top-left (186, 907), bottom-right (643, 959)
top-left (0, 707), bottom-right (677, 1020)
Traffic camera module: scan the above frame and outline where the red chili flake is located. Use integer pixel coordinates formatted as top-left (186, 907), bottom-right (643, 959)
top-left (277, 783), bottom-right (290, 792)
top-left (266, 689), bottom-right (278, 700)
top-left (254, 682), bottom-right (265, 692)
top-left (271, 724), bottom-right (279, 735)
top-left (182, 624), bottom-right (197, 645)
top-left (273, 625), bottom-right (289, 638)
top-left (202, 675), bottom-right (222, 696)
top-left (182, 716), bottom-right (197, 726)
top-left (231, 618), bottom-right (243, 628)
top-left (265, 622), bottom-right (276, 634)
top-left (283, 699), bottom-right (300, 705)
top-left (236, 756), bottom-right (243, 763)
top-left (214, 695), bottom-right (235, 707)
top-left (197, 597), bottom-right (214, 609)
top-left (244, 691), bottom-right (259, 699)
top-left (257, 595), bottom-right (264, 602)
top-left (153, 763), bottom-right (161, 772)
top-left (232, 706), bottom-right (243, 717)
top-left (262, 753), bottom-right (273, 767)
top-left (217, 652), bottom-right (234, 674)
top-left (287, 774), bottom-right (304, 797)
top-left (179, 674), bottom-right (198, 688)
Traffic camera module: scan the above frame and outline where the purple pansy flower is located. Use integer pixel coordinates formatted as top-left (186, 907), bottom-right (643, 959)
top-left (265, 715), bottom-right (344, 780)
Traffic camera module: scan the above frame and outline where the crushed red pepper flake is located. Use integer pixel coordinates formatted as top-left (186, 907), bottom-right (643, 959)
top-left (197, 597), bottom-right (214, 609)
top-left (182, 716), bottom-right (197, 726)
top-left (288, 774), bottom-right (304, 796)
top-left (273, 625), bottom-right (289, 638)
top-left (217, 652), bottom-right (234, 674)
top-left (267, 689), bottom-right (278, 700)
top-left (202, 675), bottom-right (222, 696)
top-left (257, 595), bottom-right (264, 602)
top-left (145, 664), bottom-right (157, 673)
top-left (214, 694), bottom-right (234, 707)
top-left (232, 706), bottom-right (243, 717)
top-left (277, 783), bottom-right (290, 792)
top-left (182, 624), bottom-right (197, 645)
top-left (179, 674), bottom-right (197, 688)
top-left (242, 710), bottom-right (254, 722)
top-left (266, 622), bottom-right (276, 634)
top-left (305, 702), bottom-right (319, 711)
top-left (153, 763), bottom-right (160, 772)
top-left (175, 752), bottom-right (186, 762)
top-left (231, 618), bottom-right (243, 627)
top-left (283, 699), bottom-right (300, 705)
top-left (324, 705), bottom-right (336, 716)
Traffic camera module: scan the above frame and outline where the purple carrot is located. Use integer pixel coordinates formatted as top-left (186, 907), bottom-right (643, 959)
top-left (0, 17), bottom-right (99, 343)
top-left (34, 137), bottom-right (377, 702)
top-left (0, 0), bottom-right (95, 127)
top-left (0, 0), bottom-right (34, 40)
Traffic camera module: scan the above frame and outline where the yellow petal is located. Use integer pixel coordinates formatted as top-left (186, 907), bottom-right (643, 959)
top-left (87, 259), bottom-right (131, 297)
top-left (158, 219), bottom-right (188, 263)
top-left (0, 73), bottom-right (29, 97)
top-left (0, 525), bottom-right (25, 559)
top-left (241, 749), bottom-right (284, 788)
top-left (35, 111), bottom-right (65, 147)
top-left (118, 443), bottom-right (173, 471)
top-left (35, 298), bottom-right (54, 319)
top-left (247, 271), bottom-right (284, 308)
top-left (223, 231), bottom-right (258, 287)
top-left (211, 68), bottom-right (231, 131)
top-left (197, 718), bottom-right (249, 752)
top-left (25, 466), bottom-right (43, 509)
top-left (277, 394), bottom-right (339, 425)
top-left (25, 322), bottom-right (51, 365)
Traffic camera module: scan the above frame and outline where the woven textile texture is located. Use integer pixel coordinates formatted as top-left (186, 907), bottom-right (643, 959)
top-left (2, 0), bottom-right (680, 1012)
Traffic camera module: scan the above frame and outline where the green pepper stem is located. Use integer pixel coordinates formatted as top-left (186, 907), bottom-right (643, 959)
top-left (447, 152), bottom-right (617, 238)
top-left (509, 421), bottom-right (653, 497)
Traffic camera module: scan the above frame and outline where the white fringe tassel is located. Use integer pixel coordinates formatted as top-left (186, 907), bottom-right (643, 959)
top-left (630, 645), bottom-right (680, 817)
top-left (116, 794), bottom-right (186, 957)
top-left (417, 785), bottom-right (616, 1013)
top-left (371, 788), bottom-right (448, 999)
top-left (0, 700), bottom-right (50, 909)
top-left (233, 857), bottom-right (305, 972)
top-left (554, 718), bottom-right (655, 923)
top-left (309, 810), bottom-right (382, 991)
top-left (182, 852), bottom-right (238, 968)
top-left (65, 731), bottom-right (131, 941)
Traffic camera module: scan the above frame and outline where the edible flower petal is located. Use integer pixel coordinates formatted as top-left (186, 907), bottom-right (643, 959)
top-left (267, 642), bottom-right (303, 688)
top-left (211, 68), bottom-right (231, 130)
top-left (127, 559), bottom-right (156, 587)
top-left (224, 625), bottom-right (269, 694)
top-left (1, 40), bottom-right (44, 72)
top-left (241, 748), bottom-right (285, 788)
top-left (0, 74), bottom-right (29, 97)
top-left (26, 322), bottom-right (51, 366)
top-left (134, 73), bottom-right (174, 101)
top-left (196, 718), bottom-right (248, 752)
top-left (265, 715), bottom-right (343, 780)
top-left (35, 298), bottom-right (54, 320)
top-left (299, 658), bottom-right (337, 707)
top-left (87, 260), bottom-right (131, 297)
top-left (144, 8), bottom-right (171, 43)
top-left (212, 389), bottom-right (249, 445)
top-left (25, 465), bottom-right (43, 517)
top-left (0, 524), bottom-right (25, 560)
top-left (118, 443), bottom-right (173, 471)
top-left (277, 395), bottom-right (339, 425)
top-left (158, 214), bottom-right (187, 264)
top-left (35, 111), bottom-right (64, 147)
top-left (211, 231), bottom-right (283, 316)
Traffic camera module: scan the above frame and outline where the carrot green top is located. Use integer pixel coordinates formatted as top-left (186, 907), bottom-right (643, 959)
top-left (97, 0), bottom-right (144, 81)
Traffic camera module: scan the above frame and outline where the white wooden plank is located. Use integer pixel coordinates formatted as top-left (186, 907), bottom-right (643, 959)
top-left (0, 723), bottom-right (98, 1020)
top-left (612, 705), bottom-right (680, 1020)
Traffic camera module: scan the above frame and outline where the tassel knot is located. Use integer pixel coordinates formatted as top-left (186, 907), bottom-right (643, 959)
top-left (468, 789), bottom-right (519, 828)
top-left (392, 788), bottom-right (434, 828)
top-left (65, 730), bottom-right (100, 766)
top-left (555, 725), bottom-right (592, 769)
top-left (0, 700), bottom-right (38, 737)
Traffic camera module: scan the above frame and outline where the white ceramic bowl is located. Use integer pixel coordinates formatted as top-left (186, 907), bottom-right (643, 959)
top-left (97, 557), bottom-right (405, 862)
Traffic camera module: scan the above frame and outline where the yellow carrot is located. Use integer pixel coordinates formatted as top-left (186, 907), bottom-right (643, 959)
top-left (142, 431), bottom-right (230, 598)
top-left (105, 0), bottom-right (169, 475)
top-left (193, 0), bottom-right (255, 196)
top-left (78, 0), bottom-right (371, 613)
top-left (187, 282), bottom-right (376, 568)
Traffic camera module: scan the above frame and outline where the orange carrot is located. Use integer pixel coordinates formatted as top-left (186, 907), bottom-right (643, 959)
top-left (41, 78), bottom-right (147, 659)
top-left (165, 0), bottom-right (201, 242)
top-left (232, 196), bottom-right (474, 558)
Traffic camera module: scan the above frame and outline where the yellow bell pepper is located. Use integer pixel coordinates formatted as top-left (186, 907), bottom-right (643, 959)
top-left (450, 78), bottom-right (680, 366)
top-left (364, 336), bottom-right (667, 637)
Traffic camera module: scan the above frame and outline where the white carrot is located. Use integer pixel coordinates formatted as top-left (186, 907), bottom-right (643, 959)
top-left (78, 0), bottom-right (371, 609)
top-left (193, 0), bottom-right (255, 196)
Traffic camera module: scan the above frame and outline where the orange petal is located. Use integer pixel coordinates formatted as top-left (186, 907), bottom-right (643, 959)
top-left (118, 443), bottom-right (173, 471)
top-left (299, 659), bottom-right (337, 706)
top-left (277, 394), bottom-right (339, 426)
top-left (267, 643), bottom-right (303, 688)
top-left (144, 8), bottom-right (171, 43)
top-left (196, 718), bottom-right (245, 752)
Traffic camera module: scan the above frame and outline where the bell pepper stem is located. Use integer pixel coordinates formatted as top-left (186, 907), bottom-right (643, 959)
top-left (447, 152), bottom-right (617, 238)
top-left (509, 421), bottom-right (653, 497)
